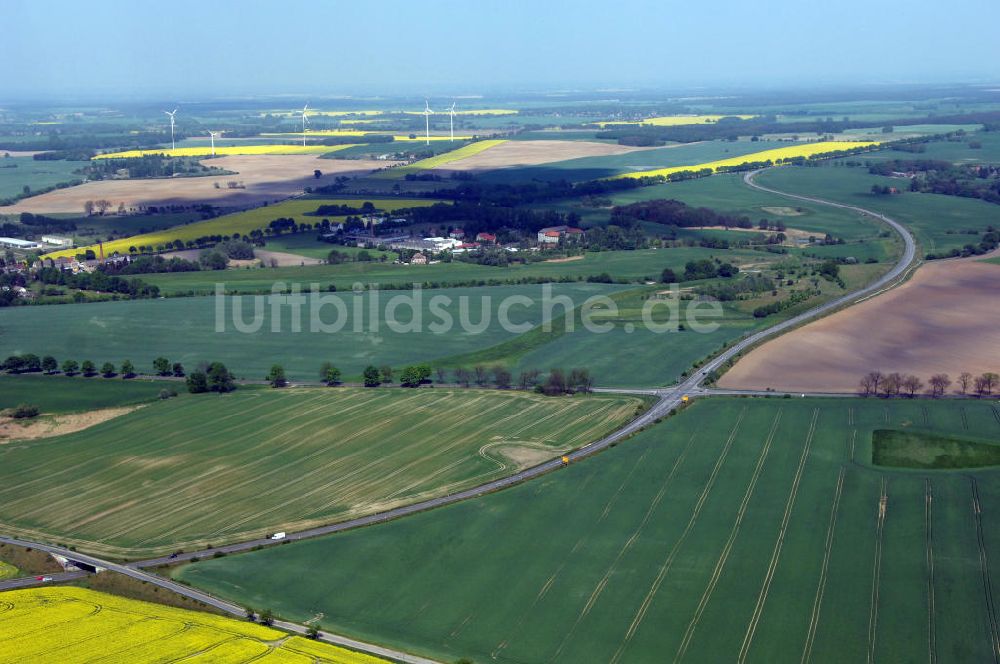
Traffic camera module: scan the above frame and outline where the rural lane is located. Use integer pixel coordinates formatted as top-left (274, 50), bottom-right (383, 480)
top-left (0, 167), bottom-right (919, 664)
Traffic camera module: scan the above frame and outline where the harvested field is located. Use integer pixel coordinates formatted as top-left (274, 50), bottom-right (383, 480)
top-left (0, 406), bottom-right (138, 442)
top-left (0, 154), bottom-right (396, 215)
top-left (432, 139), bottom-right (652, 172)
top-left (0, 387), bottom-right (641, 557)
top-left (720, 256), bottom-right (1000, 392)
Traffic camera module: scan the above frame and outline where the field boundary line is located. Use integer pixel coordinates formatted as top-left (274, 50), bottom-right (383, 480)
top-left (737, 408), bottom-right (819, 663)
top-left (970, 478), bottom-right (1000, 663)
top-left (606, 407), bottom-right (748, 664)
top-left (800, 465), bottom-right (846, 664)
top-left (868, 476), bottom-right (888, 664)
top-left (671, 409), bottom-right (784, 664)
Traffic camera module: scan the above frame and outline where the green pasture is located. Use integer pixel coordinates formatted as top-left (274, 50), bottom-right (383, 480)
top-left (140, 246), bottom-right (774, 295)
top-left (757, 165), bottom-right (1000, 256)
top-left (176, 397), bottom-right (1000, 664)
top-left (0, 157), bottom-right (86, 202)
top-left (0, 283), bottom-right (627, 382)
top-left (0, 374), bottom-right (175, 413)
top-left (0, 387), bottom-right (641, 558)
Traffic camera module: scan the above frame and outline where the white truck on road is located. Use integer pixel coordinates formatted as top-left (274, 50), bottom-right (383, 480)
top-left (270, 532), bottom-right (286, 540)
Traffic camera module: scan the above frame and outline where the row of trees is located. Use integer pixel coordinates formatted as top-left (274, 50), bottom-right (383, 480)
top-left (858, 371), bottom-right (999, 398)
top-left (2, 353), bottom-right (138, 378)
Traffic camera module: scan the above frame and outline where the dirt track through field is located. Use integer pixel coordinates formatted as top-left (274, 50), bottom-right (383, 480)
top-left (0, 155), bottom-right (396, 215)
top-left (720, 255), bottom-right (1000, 392)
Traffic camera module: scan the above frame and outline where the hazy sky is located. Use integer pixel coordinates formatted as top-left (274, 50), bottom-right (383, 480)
top-left (5, 0), bottom-right (1000, 99)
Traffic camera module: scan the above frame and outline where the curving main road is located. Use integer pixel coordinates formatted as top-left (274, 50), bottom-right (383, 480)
top-left (0, 167), bottom-right (919, 664)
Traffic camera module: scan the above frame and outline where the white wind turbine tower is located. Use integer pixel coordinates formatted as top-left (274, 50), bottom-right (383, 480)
top-left (300, 104), bottom-right (310, 147)
top-left (207, 130), bottom-right (220, 157)
top-left (164, 109), bottom-right (178, 150)
top-left (448, 102), bottom-right (457, 141)
top-left (423, 100), bottom-right (433, 146)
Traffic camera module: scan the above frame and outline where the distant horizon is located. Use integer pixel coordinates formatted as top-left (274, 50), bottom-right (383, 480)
top-left (5, 0), bottom-right (1000, 101)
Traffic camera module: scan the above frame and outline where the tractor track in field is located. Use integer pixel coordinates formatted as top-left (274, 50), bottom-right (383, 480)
top-left (970, 478), bottom-right (1000, 663)
top-left (0, 167), bottom-right (920, 664)
top-left (738, 408), bottom-right (819, 663)
top-left (801, 465), bottom-right (846, 664)
top-left (868, 477), bottom-right (888, 664)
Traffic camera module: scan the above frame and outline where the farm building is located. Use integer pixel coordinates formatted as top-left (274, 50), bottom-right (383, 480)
top-left (536, 225), bottom-right (583, 244)
top-left (0, 237), bottom-right (39, 250)
top-left (41, 235), bottom-right (74, 247)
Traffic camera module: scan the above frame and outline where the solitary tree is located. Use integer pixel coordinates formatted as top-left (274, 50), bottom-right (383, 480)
top-left (259, 608), bottom-right (274, 627)
top-left (543, 369), bottom-right (568, 396)
top-left (928, 374), bottom-right (951, 397)
top-left (153, 357), bottom-right (171, 376)
top-left (858, 374), bottom-right (877, 397)
top-left (518, 369), bottom-right (540, 391)
top-left (379, 365), bottom-right (394, 384)
top-left (172, 362), bottom-right (185, 377)
top-left (492, 366), bottom-right (512, 390)
top-left (569, 368), bottom-right (594, 393)
top-left (306, 623), bottom-right (321, 639)
top-left (187, 371), bottom-right (209, 393)
top-left (121, 360), bottom-right (135, 378)
top-left (207, 362), bottom-right (236, 393)
top-left (474, 365), bottom-right (489, 386)
top-left (882, 372), bottom-right (903, 397)
top-left (319, 362), bottom-right (341, 386)
top-left (976, 372), bottom-right (999, 397)
top-left (81, 360), bottom-right (96, 376)
top-left (957, 372), bottom-right (974, 395)
top-left (435, 367), bottom-right (448, 384)
top-left (363, 365), bottom-right (381, 387)
top-left (41, 355), bottom-right (57, 374)
top-left (100, 362), bottom-right (115, 378)
top-left (901, 374), bottom-right (923, 398)
top-left (454, 367), bottom-right (472, 388)
top-left (61, 359), bottom-right (79, 375)
top-left (267, 365), bottom-right (287, 388)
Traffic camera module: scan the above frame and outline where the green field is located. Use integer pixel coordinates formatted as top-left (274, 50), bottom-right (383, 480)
top-left (0, 374), bottom-right (175, 412)
top-left (756, 164), bottom-right (1000, 256)
top-left (0, 156), bottom-right (86, 202)
top-left (0, 387), bottom-right (642, 557)
top-left (0, 283), bottom-right (629, 382)
top-left (176, 397), bottom-right (1000, 664)
top-left (261, 234), bottom-right (394, 260)
top-left (873, 429), bottom-right (1000, 469)
top-left (141, 246), bottom-right (773, 295)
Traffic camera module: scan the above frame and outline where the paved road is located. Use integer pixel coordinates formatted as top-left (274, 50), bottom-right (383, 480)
top-left (0, 570), bottom-right (87, 591)
top-left (0, 168), bottom-right (919, 664)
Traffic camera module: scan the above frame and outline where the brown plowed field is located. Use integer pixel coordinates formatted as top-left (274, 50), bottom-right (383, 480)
top-left (433, 139), bottom-right (653, 172)
top-left (720, 255), bottom-right (1000, 392)
top-left (0, 155), bottom-right (396, 215)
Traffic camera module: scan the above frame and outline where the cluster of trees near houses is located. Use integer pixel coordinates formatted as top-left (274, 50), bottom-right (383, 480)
top-left (858, 371), bottom-right (999, 398)
top-left (869, 158), bottom-right (1000, 206)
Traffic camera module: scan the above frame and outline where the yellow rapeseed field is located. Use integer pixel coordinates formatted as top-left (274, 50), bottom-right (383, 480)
top-left (374, 139), bottom-right (507, 179)
top-left (94, 144), bottom-right (356, 159)
top-left (0, 587), bottom-right (389, 663)
top-left (613, 140), bottom-right (880, 180)
top-left (597, 114), bottom-right (757, 128)
top-left (42, 197), bottom-right (443, 259)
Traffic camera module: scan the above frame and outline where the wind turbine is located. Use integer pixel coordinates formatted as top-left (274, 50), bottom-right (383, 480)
top-left (207, 130), bottom-right (220, 157)
top-left (423, 100), bottom-right (433, 146)
top-left (164, 109), bottom-right (178, 150)
top-left (300, 104), bottom-right (310, 147)
top-left (447, 102), bottom-right (457, 141)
